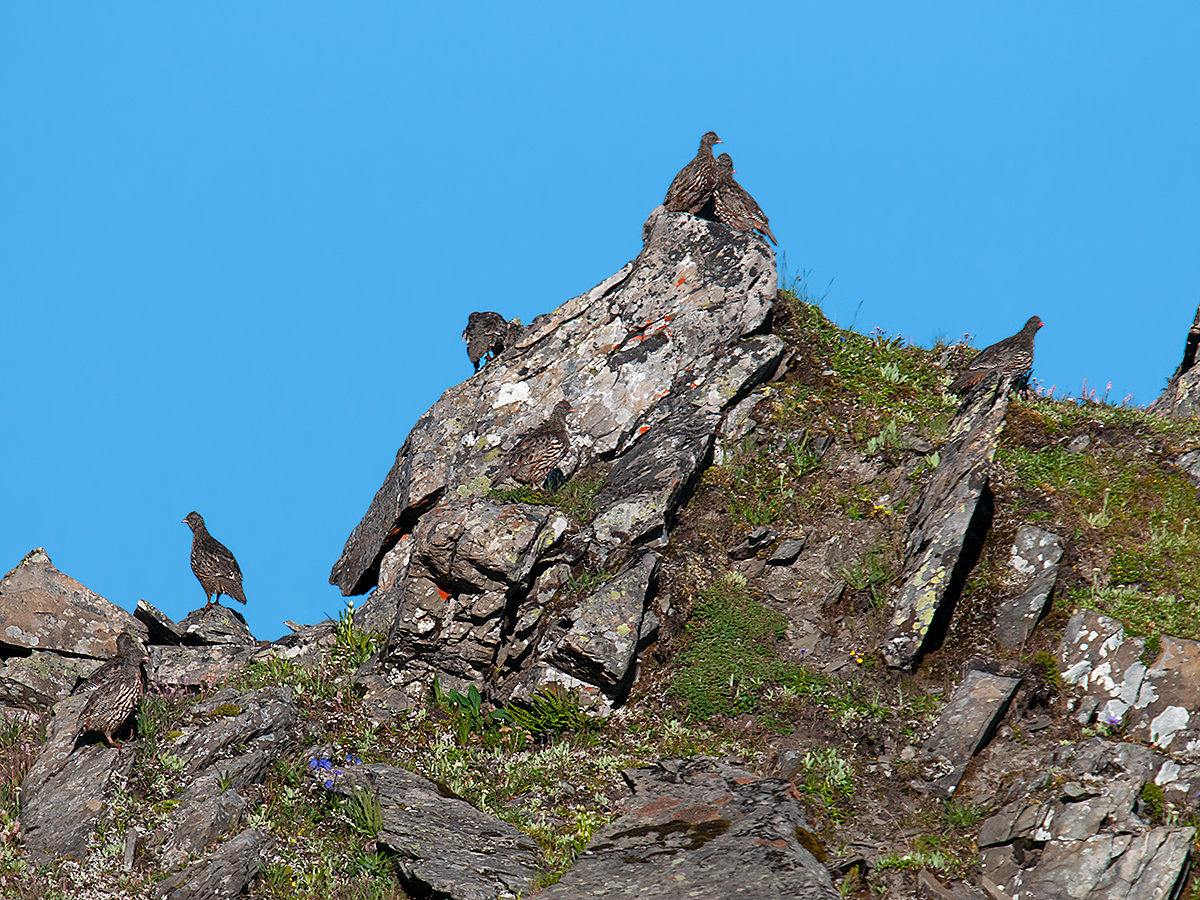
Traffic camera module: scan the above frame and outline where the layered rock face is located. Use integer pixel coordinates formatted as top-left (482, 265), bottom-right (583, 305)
top-left (332, 209), bottom-right (783, 707)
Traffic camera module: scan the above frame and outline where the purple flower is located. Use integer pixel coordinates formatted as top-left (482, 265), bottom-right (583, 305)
top-left (324, 779), bottom-right (334, 789)
top-left (320, 759), bottom-right (333, 770)
top-left (309, 758), bottom-right (320, 769)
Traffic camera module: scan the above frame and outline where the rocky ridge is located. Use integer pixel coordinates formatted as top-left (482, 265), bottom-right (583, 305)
top-left (3, 208), bottom-right (1200, 898)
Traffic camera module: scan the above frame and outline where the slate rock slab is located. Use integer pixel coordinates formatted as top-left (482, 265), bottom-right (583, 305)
top-left (995, 525), bottom-right (1063, 649)
top-left (979, 738), bottom-right (1194, 900)
top-left (0, 650), bottom-right (98, 709)
top-left (543, 756), bottom-right (839, 899)
top-left (178, 604), bottom-right (257, 646)
top-left (20, 694), bottom-right (136, 863)
top-left (339, 762), bottom-right (540, 900)
top-left (149, 645), bottom-right (255, 688)
top-left (0, 548), bottom-right (146, 656)
top-left (172, 686), bottom-right (298, 775)
top-left (154, 827), bottom-right (275, 900)
top-left (884, 376), bottom-right (1010, 668)
top-left (1061, 608), bottom-right (1200, 751)
top-left (917, 668), bottom-right (1021, 797)
top-left (155, 788), bottom-right (247, 870)
top-left (136, 598), bottom-right (185, 645)
top-left (541, 550), bottom-right (660, 697)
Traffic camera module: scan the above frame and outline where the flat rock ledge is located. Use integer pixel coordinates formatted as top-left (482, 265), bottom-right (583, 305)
top-left (541, 756), bottom-right (839, 900)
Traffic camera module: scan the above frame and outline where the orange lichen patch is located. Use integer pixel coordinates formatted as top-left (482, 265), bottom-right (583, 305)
top-left (436, 587), bottom-right (451, 601)
top-left (638, 797), bottom-right (683, 816)
top-left (638, 425), bottom-right (651, 436)
top-left (676, 803), bottom-right (730, 823)
top-left (676, 276), bottom-right (687, 286)
top-left (754, 838), bottom-right (789, 849)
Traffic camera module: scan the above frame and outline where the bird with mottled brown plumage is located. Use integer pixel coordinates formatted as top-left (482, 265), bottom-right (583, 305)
top-left (184, 511), bottom-right (247, 608)
top-left (713, 154), bottom-right (776, 245)
top-left (503, 400), bottom-right (572, 489)
top-left (463, 311), bottom-right (522, 372)
top-left (950, 316), bottom-right (1043, 394)
top-left (74, 632), bottom-right (139, 694)
top-left (664, 131), bottom-right (722, 215)
top-left (75, 637), bottom-right (146, 748)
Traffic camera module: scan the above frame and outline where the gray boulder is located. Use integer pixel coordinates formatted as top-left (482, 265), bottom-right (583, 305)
top-left (0, 548), bottom-right (145, 656)
top-left (979, 738), bottom-right (1193, 899)
top-left (543, 756), bottom-right (839, 899)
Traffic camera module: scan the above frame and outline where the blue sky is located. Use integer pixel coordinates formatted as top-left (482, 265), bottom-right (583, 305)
top-left (2, 5), bottom-right (1197, 640)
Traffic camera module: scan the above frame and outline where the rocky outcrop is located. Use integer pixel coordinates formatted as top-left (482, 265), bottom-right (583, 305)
top-left (337, 762), bottom-right (541, 900)
top-left (1060, 608), bottom-right (1200, 750)
top-left (0, 548), bottom-right (146, 656)
top-left (332, 209), bottom-right (781, 708)
top-left (542, 756), bottom-right (839, 899)
top-left (979, 738), bottom-right (1194, 899)
top-left (884, 376), bottom-right (1010, 669)
top-left (153, 827), bottom-right (275, 900)
top-left (1148, 303), bottom-right (1200, 419)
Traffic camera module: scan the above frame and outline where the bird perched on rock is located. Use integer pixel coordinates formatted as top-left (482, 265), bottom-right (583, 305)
top-left (74, 632), bottom-right (140, 694)
top-left (503, 400), bottom-right (573, 489)
top-left (950, 316), bottom-right (1044, 395)
top-left (75, 636), bottom-right (147, 748)
top-left (464, 311), bottom-right (522, 372)
top-left (713, 154), bottom-right (776, 245)
top-left (183, 511), bottom-right (247, 608)
top-left (664, 131), bottom-right (722, 215)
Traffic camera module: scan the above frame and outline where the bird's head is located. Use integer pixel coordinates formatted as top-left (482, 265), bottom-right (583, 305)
top-left (183, 511), bottom-right (204, 530)
top-left (701, 131), bottom-right (721, 150)
top-left (716, 153), bottom-right (735, 174)
top-left (1027, 316), bottom-right (1044, 332)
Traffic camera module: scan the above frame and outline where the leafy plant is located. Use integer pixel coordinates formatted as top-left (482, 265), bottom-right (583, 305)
top-left (343, 787), bottom-right (384, 838)
top-left (433, 679), bottom-right (502, 745)
top-left (498, 685), bottom-right (602, 740)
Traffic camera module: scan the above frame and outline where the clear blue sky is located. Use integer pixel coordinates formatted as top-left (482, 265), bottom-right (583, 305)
top-left (2, 5), bottom-right (1197, 640)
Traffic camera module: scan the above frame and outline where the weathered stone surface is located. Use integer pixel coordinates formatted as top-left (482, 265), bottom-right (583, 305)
top-left (0, 650), bottom-right (98, 709)
top-left (136, 598), bottom-right (185, 645)
top-left (1061, 608), bottom-right (1200, 751)
top-left (995, 525), bottom-right (1063, 649)
top-left (0, 548), bottom-right (146, 656)
top-left (544, 756), bottom-right (838, 899)
top-left (884, 376), bottom-right (1010, 668)
top-left (768, 536), bottom-right (805, 565)
top-left (541, 551), bottom-right (660, 698)
top-left (250, 619), bottom-right (336, 668)
top-left (177, 604), bottom-right (256, 646)
top-left (339, 762), bottom-right (540, 900)
top-left (172, 686), bottom-right (298, 774)
top-left (155, 788), bottom-right (247, 869)
top-left (917, 668), bottom-right (1022, 797)
top-left (331, 210), bottom-right (780, 597)
top-left (20, 694), bottom-right (135, 862)
top-left (331, 212), bottom-right (781, 709)
top-left (22, 743), bottom-right (136, 862)
top-left (712, 389), bottom-right (770, 467)
top-left (979, 738), bottom-right (1193, 900)
top-left (153, 827), bottom-right (274, 900)
top-left (149, 645), bottom-right (254, 688)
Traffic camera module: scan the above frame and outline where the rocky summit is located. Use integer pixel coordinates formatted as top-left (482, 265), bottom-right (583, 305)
top-left (6, 207), bottom-right (1200, 899)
